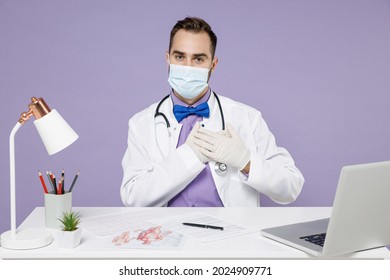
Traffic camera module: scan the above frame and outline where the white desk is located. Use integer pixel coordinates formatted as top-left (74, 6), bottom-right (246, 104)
top-left (1, 207), bottom-right (389, 259)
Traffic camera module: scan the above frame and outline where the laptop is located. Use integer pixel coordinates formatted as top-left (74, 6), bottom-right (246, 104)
top-left (261, 161), bottom-right (390, 257)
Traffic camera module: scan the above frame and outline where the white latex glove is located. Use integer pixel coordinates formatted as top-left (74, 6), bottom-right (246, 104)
top-left (194, 123), bottom-right (250, 170)
top-left (185, 122), bottom-right (209, 164)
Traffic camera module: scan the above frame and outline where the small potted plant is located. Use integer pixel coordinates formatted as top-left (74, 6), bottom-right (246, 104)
top-left (57, 210), bottom-right (82, 248)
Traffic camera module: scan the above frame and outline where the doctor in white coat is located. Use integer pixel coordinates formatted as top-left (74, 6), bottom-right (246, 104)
top-left (121, 17), bottom-right (304, 207)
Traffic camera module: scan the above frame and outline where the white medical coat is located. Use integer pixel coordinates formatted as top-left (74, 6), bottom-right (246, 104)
top-left (121, 92), bottom-right (304, 207)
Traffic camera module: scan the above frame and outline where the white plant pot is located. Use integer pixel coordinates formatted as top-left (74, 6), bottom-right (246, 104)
top-left (57, 228), bottom-right (82, 248)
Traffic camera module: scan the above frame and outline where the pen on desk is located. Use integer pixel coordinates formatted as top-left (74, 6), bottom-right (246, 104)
top-left (38, 171), bottom-right (48, 194)
top-left (182, 222), bottom-right (224, 231)
top-left (69, 170), bottom-right (80, 192)
top-left (46, 171), bottom-right (56, 194)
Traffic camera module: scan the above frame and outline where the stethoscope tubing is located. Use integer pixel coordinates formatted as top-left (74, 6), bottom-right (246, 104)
top-left (154, 91), bottom-right (227, 175)
top-left (154, 91), bottom-right (225, 130)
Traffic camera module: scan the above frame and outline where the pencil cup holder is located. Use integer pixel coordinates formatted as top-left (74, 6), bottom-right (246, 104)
top-left (44, 192), bottom-right (72, 229)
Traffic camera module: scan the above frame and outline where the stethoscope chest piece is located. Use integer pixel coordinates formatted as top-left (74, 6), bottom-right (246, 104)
top-left (215, 162), bottom-right (227, 176)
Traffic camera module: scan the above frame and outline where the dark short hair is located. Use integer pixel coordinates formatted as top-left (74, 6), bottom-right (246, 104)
top-left (169, 17), bottom-right (217, 58)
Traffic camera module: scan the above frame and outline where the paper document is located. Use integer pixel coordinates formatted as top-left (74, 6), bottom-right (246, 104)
top-left (80, 210), bottom-right (255, 244)
top-left (80, 209), bottom-right (166, 236)
top-left (150, 212), bottom-right (254, 243)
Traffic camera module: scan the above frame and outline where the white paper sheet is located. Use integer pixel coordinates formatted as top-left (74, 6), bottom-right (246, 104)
top-left (149, 212), bottom-right (255, 243)
top-left (80, 210), bottom-right (255, 244)
top-left (80, 209), bottom-right (165, 236)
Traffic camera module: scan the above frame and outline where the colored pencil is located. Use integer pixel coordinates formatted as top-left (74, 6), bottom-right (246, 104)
top-left (69, 170), bottom-right (80, 192)
top-left (51, 174), bottom-right (57, 194)
top-left (61, 169), bottom-right (65, 193)
top-left (46, 171), bottom-right (56, 194)
top-left (38, 171), bottom-right (49, 194)
top-left (58, 177), bottom-right (63, 195)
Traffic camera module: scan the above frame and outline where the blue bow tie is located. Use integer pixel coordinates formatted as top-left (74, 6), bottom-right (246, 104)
top-left (173, 102), bottom-right (210, 122)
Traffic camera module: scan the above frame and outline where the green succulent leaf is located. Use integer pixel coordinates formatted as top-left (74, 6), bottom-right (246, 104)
top-left (58, 211), bottom-right (81, 231)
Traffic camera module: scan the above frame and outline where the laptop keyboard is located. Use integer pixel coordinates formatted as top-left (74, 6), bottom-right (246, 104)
top-left (299, 233), bottom-right (326, 247)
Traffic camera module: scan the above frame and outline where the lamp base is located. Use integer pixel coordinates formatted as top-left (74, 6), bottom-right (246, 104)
top-left (1, 228), bottom-right (52, 250)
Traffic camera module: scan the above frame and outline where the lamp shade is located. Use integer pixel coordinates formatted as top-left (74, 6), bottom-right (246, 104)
top-left (34, 109), bottom-right (79, 155)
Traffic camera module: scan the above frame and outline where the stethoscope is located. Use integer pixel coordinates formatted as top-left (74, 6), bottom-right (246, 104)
top-left (154, 91), bottom-right (228, 175)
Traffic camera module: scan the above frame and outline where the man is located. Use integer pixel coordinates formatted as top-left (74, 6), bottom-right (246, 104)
top-left (121, 17), bottom-right (304, 207)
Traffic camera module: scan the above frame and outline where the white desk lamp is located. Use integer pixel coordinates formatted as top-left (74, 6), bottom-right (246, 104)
top-left (1, 97), bottom-right (79, 249)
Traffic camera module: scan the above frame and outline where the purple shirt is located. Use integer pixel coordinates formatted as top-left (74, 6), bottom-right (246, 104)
top-left (168, 89), bottom-right (224, 207)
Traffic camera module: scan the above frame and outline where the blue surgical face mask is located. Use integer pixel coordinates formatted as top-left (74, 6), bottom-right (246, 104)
top-left (167, 63), bottom-right (210, 100)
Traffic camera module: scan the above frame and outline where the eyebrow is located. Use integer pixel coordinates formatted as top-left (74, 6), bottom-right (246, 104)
top-left (171, 50), bottom-right (209, 58)
top-left (193, 53), bottom-right (209, 59)
top-left (171, 50), bottom-right (185, 56)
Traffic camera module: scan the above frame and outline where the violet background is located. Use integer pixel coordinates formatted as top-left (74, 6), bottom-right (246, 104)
top-left (1, 0), bottom-right (390, 235)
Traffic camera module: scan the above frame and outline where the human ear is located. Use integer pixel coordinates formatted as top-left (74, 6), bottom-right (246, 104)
top-left (166, 51), bottom-right (170, 65)
top-left (211, 56), bottom-right (218, 72)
